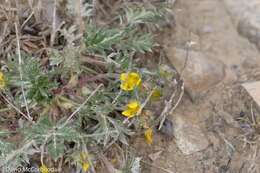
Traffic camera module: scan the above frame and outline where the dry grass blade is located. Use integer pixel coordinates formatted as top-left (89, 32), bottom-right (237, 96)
top-left (0, 92), bottom-right (33, 122)
top-left (15, 22), bottom-right (33, 121)
top-left (50, 0), bottom-right (57, 47)
top-left (60, 84), bottom-right (104, 128)
top-left (76, 0), bottom-right (84, 34)
top-left (170, 82), bottom-right (184, 114)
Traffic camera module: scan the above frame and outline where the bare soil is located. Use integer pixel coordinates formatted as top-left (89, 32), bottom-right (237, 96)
top-left (134, 0), bottom-right (260, 172)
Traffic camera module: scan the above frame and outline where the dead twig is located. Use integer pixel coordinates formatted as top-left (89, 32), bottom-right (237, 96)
top-left (170, 82), bottom-right (184, 114)
top-left (158, 81), bottom-right (184, 130)
top-left (180, 31), bottom-right (191, 77)
top-left (250, 102), bottom-right (256, 126)
top-left (81, 55), bottom-right (107, 67)
top-left (158, 89), bottom-right (177, 130)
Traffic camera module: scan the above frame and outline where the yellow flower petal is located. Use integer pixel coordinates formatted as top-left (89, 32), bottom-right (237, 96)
top-left (136, 78), bottom-right (141, 86)
top-left (127, 101), bottom-right (140, 109)
top-left (151, 89), bottom-right (162, 101)
top-left (0, 72), bottom-right (4, 80)
top-left (122, 101), bottom-right (140, 118)
top-left (122, 110), bottom-right (135, 118)
top-left (120, 72), bottom-right (141, 91)
top-left (128, 73), bottom-right (140, 85)
top-left (0, 72), bottom-right (6, 90)
top-left (128, 72), bottom-right (139, 79)
top-left (120, 82), bottom-right (133, 91)
top-left (144, 128), bottom-right (153, 145)
top-left (80, 152), bottom-right (90, 172)
top-left (39, 164), bottom-right (49, 173)
top-left (120, 73), bottom-right (127, 81)
top-left (82, 162), bottom-right (90, 172)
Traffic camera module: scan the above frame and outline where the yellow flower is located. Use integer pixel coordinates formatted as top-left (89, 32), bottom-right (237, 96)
top-left (144, 128), bottom-right (153, 145)
top-left (120, 72), bottom-right (141, 91)
top-left (122, 101), bottom-right (141, 118)
top-left (39, 164), bottom-right (49, 173)
top-left (151, 88), bottom-right (162, 101)
top-left (80, 152), bottom-right (90, 172)
top-left (0, 72), bottom-right (6, 89)
top-left (82, 162), bottom-right (90, 172)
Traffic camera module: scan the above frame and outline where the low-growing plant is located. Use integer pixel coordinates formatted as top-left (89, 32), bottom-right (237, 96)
top-left (6, 55), bottom-right (57, 104)
top-left (0, 1), bottom-right (176, 173)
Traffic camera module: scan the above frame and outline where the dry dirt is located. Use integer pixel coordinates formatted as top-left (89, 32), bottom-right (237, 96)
top-left (134, 0), bottom-right (260, 173)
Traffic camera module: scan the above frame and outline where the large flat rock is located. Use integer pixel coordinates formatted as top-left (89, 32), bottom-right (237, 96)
top-left (242, 81), bottom-right (260, 108)
top-left (173, 114), bottom-right (209, 155)
top-left (165, 48), bottom-right (225, 100)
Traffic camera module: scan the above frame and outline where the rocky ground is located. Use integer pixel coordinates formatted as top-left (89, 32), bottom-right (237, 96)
top-left (134, 0), bottom-right (260, 172)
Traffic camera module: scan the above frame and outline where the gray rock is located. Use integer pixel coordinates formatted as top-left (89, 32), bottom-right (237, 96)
top-left (165, 48), bottom-right (225, 100)
top-left (223, 0), bottom-right (260, 49)
top-left (221, 0), bottom-right (247, 23)
top-left (158, 118), bottom-right (174, 139)
top-left (238, 11), bottom-right (260, 50)
top-left (242, 81), bottom-right (260, 109)
top-left (173, 115), bottom-right (209, 155)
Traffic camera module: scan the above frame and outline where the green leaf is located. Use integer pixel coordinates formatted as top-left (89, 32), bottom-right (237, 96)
top-left (47, 140), bottom-right (65, 162)
top-left (85, 25), bottom-right (123, 54)
top-left (57, 126), bottom-right (81, 142)
top-left (7, 55), bottom-right (56, 103)
top-left (122, 33), bottom-right (154, 53)
top-left (23, 116), bottom-right (81, 162)
top-left (0, 131), bottom-right (10, 138)
top-left (125, 7), bottom-right (163, 26)
top-left (49, 49), bottom-right (64, 66)
top-left (24, 115), bottom-right (53, 142)
top-left (0, 140), bottom-right (35, 171)
top-left (107, 117), bottom-right (134, 145)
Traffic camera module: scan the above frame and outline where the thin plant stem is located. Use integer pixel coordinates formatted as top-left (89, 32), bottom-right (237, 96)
top-left (170, 82), bottom-right (184, 114)
top-left (136, 87), bottom-right (156, 116)
top-left (40, 134), bottom-right (51, 165)
top-left (112, 90), bottom-right (122, 104)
